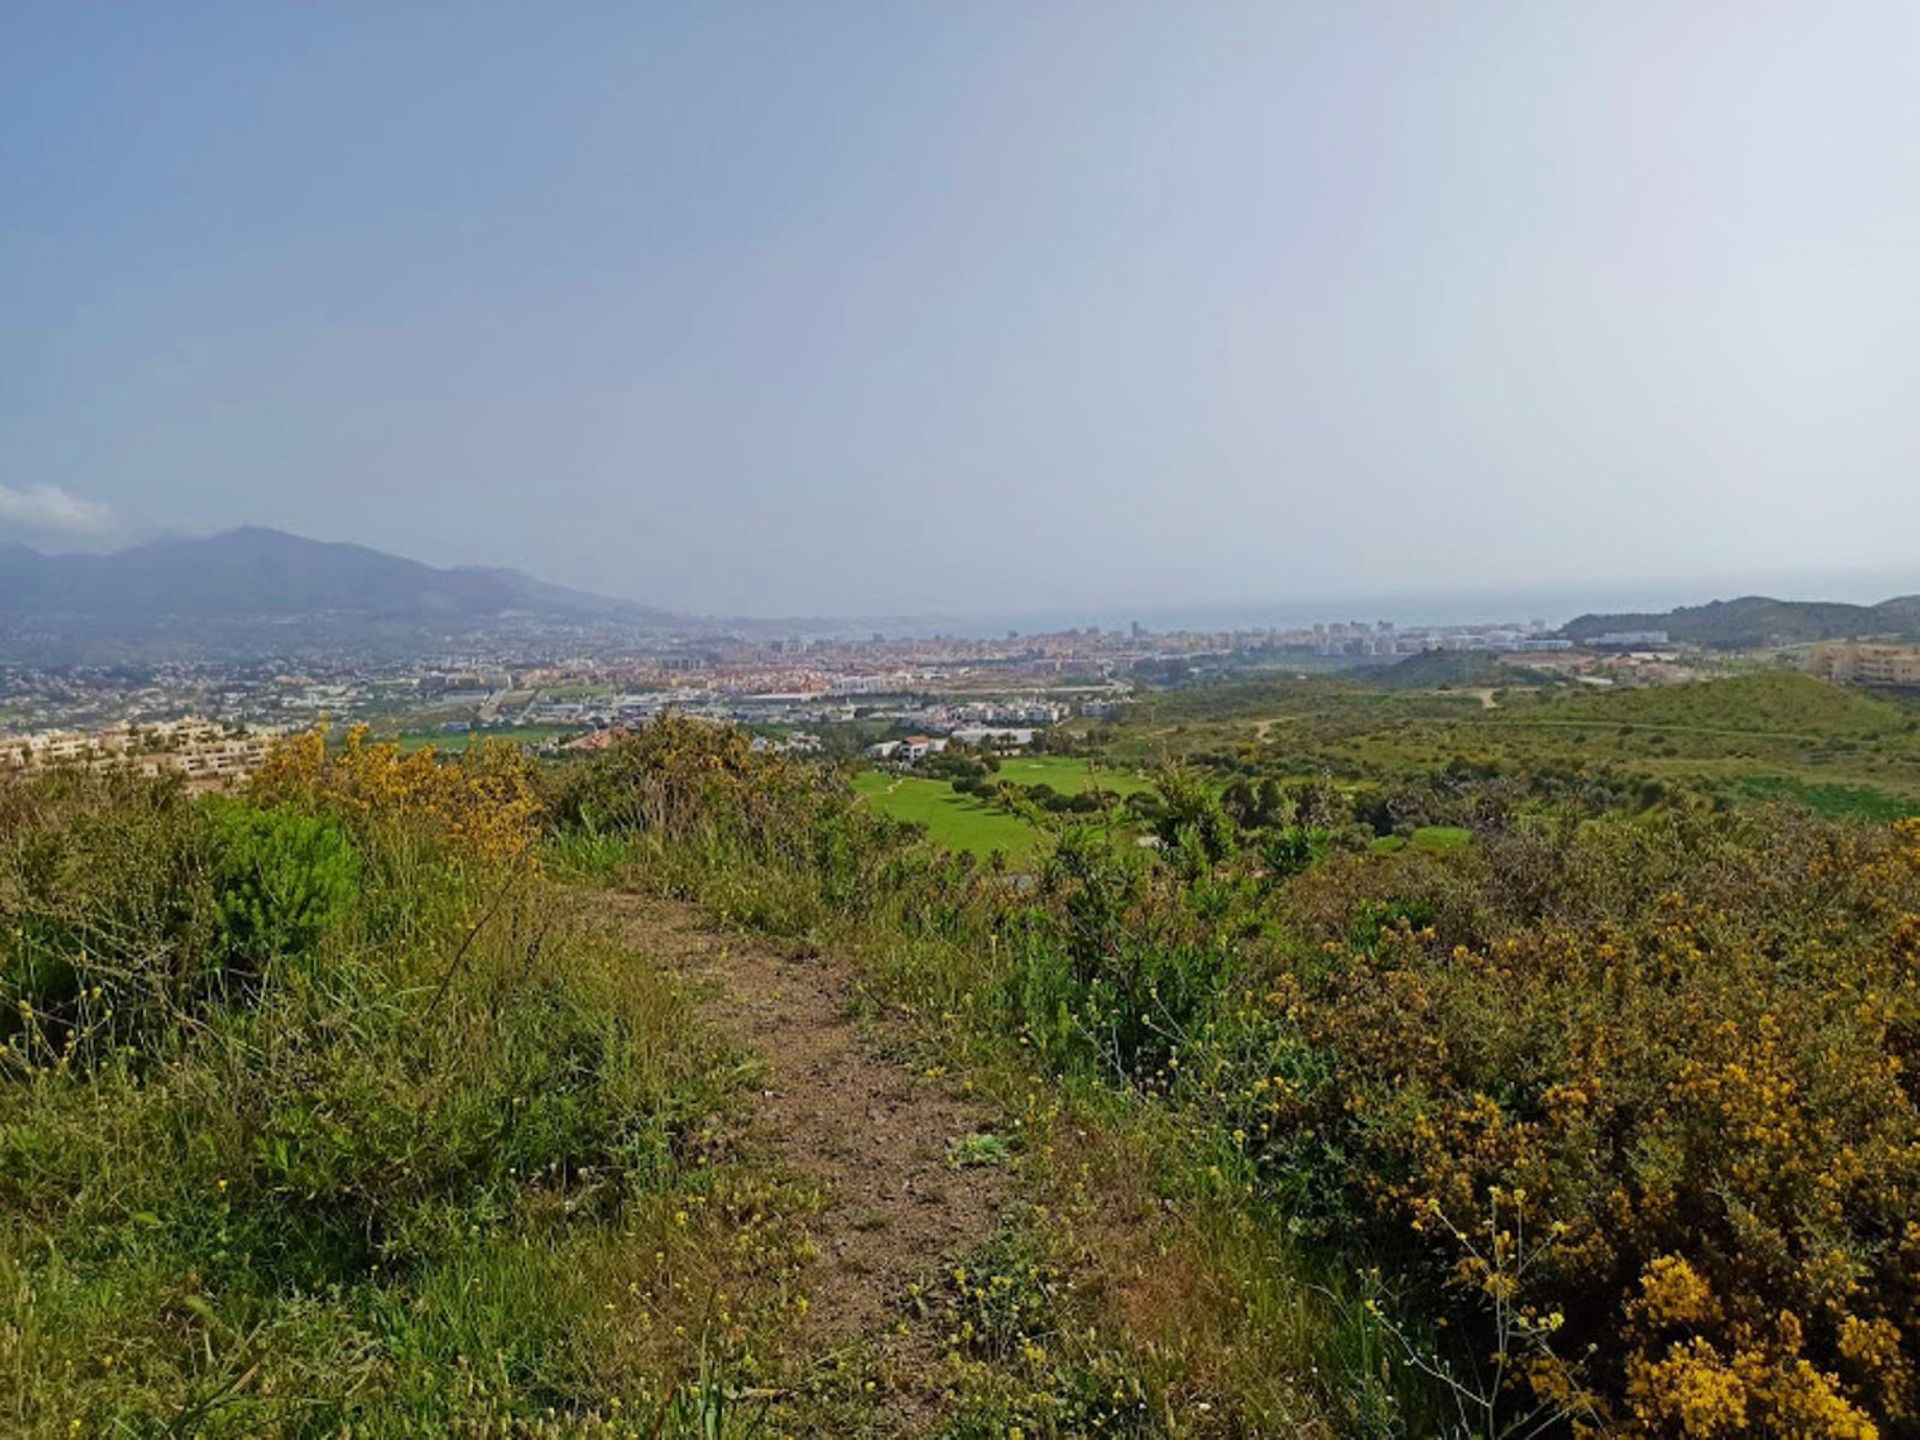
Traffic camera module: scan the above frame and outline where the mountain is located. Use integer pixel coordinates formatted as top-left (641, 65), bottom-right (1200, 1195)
top-left (0, 526), bottom-right (670, 636)
top-left (1564, 594), bottom-right (1920, 650)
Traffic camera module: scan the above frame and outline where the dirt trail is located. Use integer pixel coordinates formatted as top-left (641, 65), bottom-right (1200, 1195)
top-left (599, 893), bottom-right (1009, 1411)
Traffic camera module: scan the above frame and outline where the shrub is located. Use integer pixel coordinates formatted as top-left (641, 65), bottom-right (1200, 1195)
top-left (204, 799), bottom-right (360, 979)
top-left (548, 713), bottom-right (914, 925)
top-left (255, 724), bottom-right (545, 868)
top-left (1151, 768), bottom-right (1237, 868)
top-left (1244, 813), bottom-right (1920, 1433)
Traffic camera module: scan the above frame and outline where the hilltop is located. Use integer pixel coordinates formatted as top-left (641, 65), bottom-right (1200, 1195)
top-left (1565, 593), bottom-right (1920, 649)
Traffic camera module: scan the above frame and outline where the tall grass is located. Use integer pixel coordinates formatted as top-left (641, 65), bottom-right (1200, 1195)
top-left (0, 763), bottom-right (748, 1436)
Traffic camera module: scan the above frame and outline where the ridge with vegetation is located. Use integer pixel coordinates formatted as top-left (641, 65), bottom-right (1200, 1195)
top-left (1564, 592), bottom-right (1920, 649)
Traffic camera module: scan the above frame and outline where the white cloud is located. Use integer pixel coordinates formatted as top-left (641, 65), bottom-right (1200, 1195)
top-left (0, 484), bottom-right (115, 541)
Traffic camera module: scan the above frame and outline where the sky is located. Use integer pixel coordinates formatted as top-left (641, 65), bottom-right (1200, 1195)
top-left (3, 2), bottom-right (1917, 620)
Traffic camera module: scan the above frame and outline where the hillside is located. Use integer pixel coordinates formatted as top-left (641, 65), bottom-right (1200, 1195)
top-left (1564, 593), bottom-right (1920, 649)
top-left (1354, 648), bottom-right (1549, 691)
top-left (1534, 670), bottom-right (1914, 736)
top-left (0, 526), bottom-right (659, 623)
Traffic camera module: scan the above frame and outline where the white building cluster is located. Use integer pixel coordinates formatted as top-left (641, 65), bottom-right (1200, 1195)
top-left (1, 718), bottom-right (281, 791)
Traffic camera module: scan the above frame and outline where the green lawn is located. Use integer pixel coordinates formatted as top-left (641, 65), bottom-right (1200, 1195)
top-left (986, 755), bottom-right (1157, 796)
top-left (1370, 825), bottom-right (1473, 856)
top-left (395, 725), bottom-right (583, 754)
top-left (852, 771), bottom-right (1042, 860)
top-left (1723, 775), bottom-right (1920, 824)
top-left (853, 758), bottom-right (1161, 862)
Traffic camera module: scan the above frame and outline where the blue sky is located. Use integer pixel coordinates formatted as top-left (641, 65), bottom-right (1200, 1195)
top-left (4, 3), bottom-right (1917, 616)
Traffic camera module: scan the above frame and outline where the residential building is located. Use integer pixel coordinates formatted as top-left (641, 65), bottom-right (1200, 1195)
top-left (1, 718), bottom-right (280, 791)
top-left (1811, 643), bottom-right (1920, 689)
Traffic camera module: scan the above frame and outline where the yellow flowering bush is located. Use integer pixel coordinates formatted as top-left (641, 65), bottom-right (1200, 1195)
top-left (254, 725), bottom-right (544, 867)
top-left (1260, 811), bottom-right (1920, 1434)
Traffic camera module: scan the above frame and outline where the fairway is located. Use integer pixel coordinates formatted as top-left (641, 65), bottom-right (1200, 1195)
top-left (986, 755), bottom-right (1156, 795)
top-left (1723, 775), bottom-right (1920, 823)
top-left (395, 725), bottom-right (583, 754)
top-left (1370, 825), bottom-right (1473, 856)
top-left (852, 771), bottom-right (1041, 860)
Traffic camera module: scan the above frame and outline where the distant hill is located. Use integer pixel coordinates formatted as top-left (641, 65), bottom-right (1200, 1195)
top-left (1564, 594), bottom-right (1920, 650)
top-left (1355, 648), bottom-right (1550, 691)
top-left (0, 526), bottom-right (665, 626)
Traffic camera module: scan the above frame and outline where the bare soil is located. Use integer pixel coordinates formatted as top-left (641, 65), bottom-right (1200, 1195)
top-left (599, 893), bottom-right (1010, 1423)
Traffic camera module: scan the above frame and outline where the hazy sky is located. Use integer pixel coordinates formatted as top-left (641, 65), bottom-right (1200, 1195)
top-left (4, 3), bottom-right (1917, 617)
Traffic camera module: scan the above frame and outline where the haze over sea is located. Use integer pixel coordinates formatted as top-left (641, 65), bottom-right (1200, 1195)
top-left (862, 563), bottom-right (1920, 639)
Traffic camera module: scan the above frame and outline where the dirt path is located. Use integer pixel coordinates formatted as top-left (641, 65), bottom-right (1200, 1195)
top-left (598, 893), bottom-right (1010, 1420)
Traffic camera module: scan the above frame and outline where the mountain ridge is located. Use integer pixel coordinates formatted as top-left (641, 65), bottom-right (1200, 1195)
top-left (1564, 593), bottom-right (1920, 649)
top-left (0, 525), bottom-right (668, 625)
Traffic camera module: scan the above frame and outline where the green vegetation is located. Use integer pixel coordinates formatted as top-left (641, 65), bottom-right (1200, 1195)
top-left (396, 723), bottom-right (584, 754)
top-left (852, 756), bottom-right (1161, 860)
top-left (852, 769), bottom-right (1039, 859)
top-left (204, 799), bottom-right (362, 971)
top-left (983, 755), bottom-right (1156, 796)
top-left (1720, 774), bottom-right (1920, 823)
top-left (550, 705), bottom-right (1920, 1436)
top-left (1369, 824), bottom-right (1471, 855)
top-left (1565, 593), bottom-right (1920, 649)
top-left (16, 669), bottom-right (1920, 1437)
top-left (945, 1131), bottom-right (1013, 1169)
top-left (1353, 648), bottom-right (1542, 691)
top-left (1521, 669), bottom-right (1911, 736)
top-left (1094, 670), bottom-right (1920, 828)
top-left (0, 745), bottom-right (775, 1437)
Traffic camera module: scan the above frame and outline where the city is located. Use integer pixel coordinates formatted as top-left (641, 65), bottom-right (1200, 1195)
top-left (0, 605), bottom-right (1681, 768)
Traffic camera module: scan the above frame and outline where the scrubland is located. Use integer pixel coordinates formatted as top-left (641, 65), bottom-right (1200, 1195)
top-left (8, 683), bottom-right (1920, 1436)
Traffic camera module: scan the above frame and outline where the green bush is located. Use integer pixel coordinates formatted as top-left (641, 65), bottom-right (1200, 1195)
top-left (204, 799), bottom-right (361, 979)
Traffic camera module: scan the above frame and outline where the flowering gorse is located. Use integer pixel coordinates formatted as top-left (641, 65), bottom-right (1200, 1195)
top-left (255, 725), bottom-right (543, 867)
